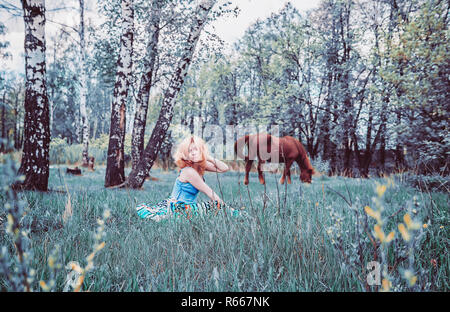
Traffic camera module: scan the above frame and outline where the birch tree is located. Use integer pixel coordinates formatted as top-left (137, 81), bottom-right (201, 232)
top-left (126, 0), bottom-right (217, 189)
top-left (130, 0), bottom-right (161, 171)
top-left (13, 0), bottom-right (50, 191)
top-left (79, 0), bottom-right (90, 166)
top-left (104, 0), bottom-right (134, 187)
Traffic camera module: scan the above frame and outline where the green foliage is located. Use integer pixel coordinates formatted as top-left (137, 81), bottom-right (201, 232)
top-left (91, 133), bottom-right (134, 157)
top-left (380, 0), bottom-right (449, 173)
top-left (0, 154), bottom-right (33, 291)
top-left (90, 133), bottom-right (110, 151)
top-left (48, 133), bottom-right (149, 166)
top-left (49, 137), bottom-right (68, 164)
top-left (0, 21), bottom-right (11, 62)
top-left (49, 138), bottom-right (107, 165)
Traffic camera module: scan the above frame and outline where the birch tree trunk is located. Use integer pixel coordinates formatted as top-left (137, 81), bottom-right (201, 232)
top-left (13, 0), bottom-right (50, 191)
top-left (126, 0), bottom-right (217, 189)
top-left (130, 0), bottom-right (161, 171)
top-left (105, 0), bottom-right (134, 187)
top-left (13, 91), bottom-right (20, 150)
top-left (79, 0), bottom-right (89, 167)
top-left (339, 1), bottom-right (354, 175)
top-left (1, 91), bottom-right (5, 152)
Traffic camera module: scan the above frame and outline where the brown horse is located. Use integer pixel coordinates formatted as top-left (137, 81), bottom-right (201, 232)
top-left (234, 133), bottom-right (315, 185)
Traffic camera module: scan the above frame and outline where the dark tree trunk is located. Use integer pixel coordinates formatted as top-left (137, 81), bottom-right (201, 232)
top-left (1, 91), bottom-right (5, 152)
top-left (77, 0), bottom-right (90, 166)
top-left (13, 0), bottom-right (50, 192)
top-left (13, 90), bottom-right (20, 150)
top-left (394, 109), bottom-right (405, 170)
top-left (131, 0), bottom-right (161, 171)
top-left (105, 0), bottom-right (134, 187)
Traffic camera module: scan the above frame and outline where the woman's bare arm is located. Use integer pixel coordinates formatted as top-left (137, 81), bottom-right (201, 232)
top-left (181, 167), bottom-right (224, 203)
top-left (204, 156), bottom-right (229, 173)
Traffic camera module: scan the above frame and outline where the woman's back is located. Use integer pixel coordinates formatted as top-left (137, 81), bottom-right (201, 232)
top-left (170, 168), bottom-right (200, 204)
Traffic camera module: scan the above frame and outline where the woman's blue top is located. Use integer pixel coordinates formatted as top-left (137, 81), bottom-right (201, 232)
top-left (170, 168), bottom-right (201, 204)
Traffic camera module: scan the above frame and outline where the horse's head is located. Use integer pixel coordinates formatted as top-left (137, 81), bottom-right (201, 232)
top-left (300, 168), bottom-right (314, 184)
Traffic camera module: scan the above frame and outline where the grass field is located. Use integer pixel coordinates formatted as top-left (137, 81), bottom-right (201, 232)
top-left (0, 162), bottom-right (448, 292)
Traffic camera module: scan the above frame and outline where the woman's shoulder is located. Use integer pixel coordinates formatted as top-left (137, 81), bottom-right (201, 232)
top-left (179, 166), bottom-right (200, 181)
top-left (183, 166), bottom-right (202, 176)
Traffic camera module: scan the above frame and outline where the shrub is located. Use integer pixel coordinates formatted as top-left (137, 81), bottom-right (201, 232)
top-left (402, 174), bottom-right (449, 193)
top-left (49, 137), bottom-right (107, 166)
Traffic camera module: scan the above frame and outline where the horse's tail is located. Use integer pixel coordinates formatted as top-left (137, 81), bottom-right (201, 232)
top-left (234, 135), bottom-right (250, 161)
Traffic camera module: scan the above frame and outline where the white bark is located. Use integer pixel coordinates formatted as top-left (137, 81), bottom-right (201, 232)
top-left (127, 0), bottom-right (217, 187)
top-left (131, 0), bottom-right (161, 170)
top-left (79, 0), bottom-right (89, 165)
top-left (17, 0), bottom-right (50, 191)
top-left (105, 0), bottom-right (134, 187)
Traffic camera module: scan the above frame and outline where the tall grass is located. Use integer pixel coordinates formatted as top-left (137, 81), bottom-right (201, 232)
top-left (0, 161), bottom-right (448, 291)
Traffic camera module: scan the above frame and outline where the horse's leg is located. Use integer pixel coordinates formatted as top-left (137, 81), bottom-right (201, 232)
top-left (279, 162), bottom-right (288, 184)
top-left (285, 159), bottom-right (294, 184)
top-left (244, 159), bottom-right (253, 185)
top-left (279, 170), bottom-right (286, 184)
top-left (257, 160), bottom-right (265, 185)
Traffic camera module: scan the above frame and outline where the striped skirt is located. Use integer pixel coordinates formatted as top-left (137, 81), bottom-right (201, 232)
top-left (136, 199), bottom-right (238, 222)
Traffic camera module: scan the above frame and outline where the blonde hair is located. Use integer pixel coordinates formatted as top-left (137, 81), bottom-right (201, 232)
top-left (173, 135), bottom-right (209, 176)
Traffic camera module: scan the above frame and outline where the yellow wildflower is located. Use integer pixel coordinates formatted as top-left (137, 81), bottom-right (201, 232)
top-left (48, 256), bottom-right (55, 268)
top-left (385, 231), bottom-right (395, 243)
top-left (374, 224), bottom-right (385, 242)
top-left (365, 206), bottom-right (382, 224)
top-left (68, 261), bottom-right (83, 274)
top-left (376, 184), bottom-right (387, 197)
top-left (403, 213), bottom-right (412, 227)
top-left (96, 242), bottom-right (105, 251)
top-left (86, 252), bottom-right (95, 262)
top-left (403, 213), bottom-right (420, 230)
top-left (439, 225), bottom-right (444, 229)
top-left (39, 280), bottom-right (50, 292)
top-left (398, 223), bottom-right (410, 241)
top-left (6, 213), bottom-right (13, 233)
top-left (103, 209), bottom-right (111, 219)
top-left (381, 278), bottom-right (391, 292)
top-left (423, 224), bottom-right (428, 229)
top-left (74, 275), bottom-right (84, 292)
top-left (404, 270), bottom-right (417, 286)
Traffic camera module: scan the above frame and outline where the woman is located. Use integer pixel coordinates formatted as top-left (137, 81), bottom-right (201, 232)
top-left (136, 135), bottom-right (234, 222)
